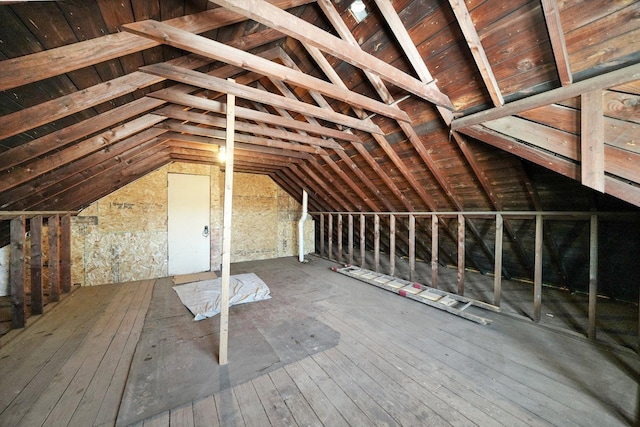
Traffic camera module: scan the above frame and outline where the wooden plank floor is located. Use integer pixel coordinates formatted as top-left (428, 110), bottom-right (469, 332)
top-left (0, 256), bottom-right (638, 426)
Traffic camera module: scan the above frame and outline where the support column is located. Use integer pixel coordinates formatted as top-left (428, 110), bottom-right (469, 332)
top-left (494, 214), bottom-right (503, 306)
top-left (457, 214), bottom-right (465, 295)
top-left (48, 215), bottom-right (60, 302)
top-left (337, 214), bottom-right (343, 263)
top-left (359, 214), bottom-right (365, 268)
top-left (389, 214), bottom-right (396, 276)
top-left (431, 214), bottom-right (438, 288)
top-left (219, 85), bottom-right (236, 366)
top-left (588, 215), bottom-right (598, 339)
top-left (10, 216), bottom-right (26, 328)
top-left (374, 214), bottom-right (380, 272)
top-left (409, 214), bottom-right (415, 282)
top-left (533, 214), bottom-right (543, 322)
top-left (328, 214), bottom-right (333, 261)
top-left (30, 215), bottom-right (44, 315)
top-left (60, 214), bottom-right (71, 294)
top-left (348, 214), bottom-right (354, 265)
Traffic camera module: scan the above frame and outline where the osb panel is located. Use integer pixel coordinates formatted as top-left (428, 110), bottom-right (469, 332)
top-left (96, 168), bottom-right (168, 233)
top-left (81, 230), bottom-right (167, 286)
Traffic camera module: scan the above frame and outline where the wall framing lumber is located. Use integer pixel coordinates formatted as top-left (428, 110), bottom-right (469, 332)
top-left (60, 214), bottom-right (72, 294)
top-left (10, 215), bottom-right (26, 328)
top-left (48, 215), bottom-right (60, 303)
top-left (494, 214), bottom-right (504, 307)
top-left (431, 214), bottom-right (439, 289)
top-left (29, 215), bottom-right (44, 315)
top-left (219, 86), bottom-right (236, 366)
top-left (457, 214), bottom-right (465, 295)
top-left (588, 215), bottom-right (598, 340)
top-left (533, 214), bottom-right (543, 322)
top-left (581, 90), bottom-right (605, 192)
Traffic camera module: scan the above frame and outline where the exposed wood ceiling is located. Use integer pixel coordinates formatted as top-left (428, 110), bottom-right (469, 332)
top-left (0, 0), bottom-right (638, 285)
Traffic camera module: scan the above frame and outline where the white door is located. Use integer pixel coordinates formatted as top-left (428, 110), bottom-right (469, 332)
top-left (168, 173), bottom-right (211, 275)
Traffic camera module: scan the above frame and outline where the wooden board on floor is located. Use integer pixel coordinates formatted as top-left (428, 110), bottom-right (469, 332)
top-left (173, 271), bottom-right (218, 285)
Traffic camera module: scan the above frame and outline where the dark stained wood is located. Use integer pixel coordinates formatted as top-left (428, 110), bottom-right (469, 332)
top-left (494, 213), bottom-right (503, 306)
top-left (29, 215), bottom-right (43, 315)
top-left (409, 214), bottom-right (415, 281)
top-left (359, 214), bottom-right (366, 269)
top-left (533, 214), bottom-right (543, 322)
top-left (431, 214), bottom-right (439, 288)
top-left (328, 213), bottom-right (333, 261)
top-left (60, 214), bottom-right (71, 294)
top-left (389, 214), bottom-right (396, 276)
top-left (337, 213), bottom-right (343, 264)
top-left (10, 216), bottom-right (26, 328)
top-left (457, 214), bottom-right (465, 295)
top-left (541, 0), bottom-right (572, 86)
top-left (348, 214), bottom-right (354, 265)
top-left (48, 215), bottom-right (60, 303)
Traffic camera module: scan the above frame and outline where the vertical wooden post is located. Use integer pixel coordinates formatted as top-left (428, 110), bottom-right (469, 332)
top-left (409, 214), bottom-right (415, 282)
top-left (48, 215), bottom-right (60, 302)
top-left (219, 85), bottom-right (236, 366)
top-left (374, 214), bottom-right (380, 272)
top-left (337, 214), bottom-right (343, 263)
top-left (320, 214), bottom-right (325, 258)
top-left (588, 215), bottom-right (598, 339)
top-left (348, 214), bottom-right (354, 265)
top-left (359, 214), bottom-right (365, 268)
top-left (60, 214), bottom-right (72, 294)
top-left (389, 214), bottom-right (396, 276)
top-left (431, 214), bottom-right (438, 288)
top-left (30, 215), bottom-right (44, 315)
top-left (494, 213), bottom-right (503, 307)
top-left (10, 216), bottom-right (26, 328)
top-left (457, 214), bottom-right (465, 295)
top-left (581, 90), bottom-right (605, 192)
top-left (533, 214), bottom-right (543, 322)
top-left (328, 214), bottom-right (333, 261)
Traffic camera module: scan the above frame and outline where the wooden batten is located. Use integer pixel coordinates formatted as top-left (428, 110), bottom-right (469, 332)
top-left (60, 214), bottom-right (72, 294)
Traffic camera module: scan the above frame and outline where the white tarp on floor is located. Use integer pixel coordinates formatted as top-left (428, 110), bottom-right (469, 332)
top-left (173, 273), bottom-right (271, 321)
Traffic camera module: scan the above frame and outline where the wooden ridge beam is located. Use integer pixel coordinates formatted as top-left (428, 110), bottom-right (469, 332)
top-left (210, 0), bottom-right (454, 110)
top-left (0, 0), bottom-right (313, 91)
top-left (140, 63), bottom-right (383, 135)
top-left (123, 19), bottom-right (411, 124)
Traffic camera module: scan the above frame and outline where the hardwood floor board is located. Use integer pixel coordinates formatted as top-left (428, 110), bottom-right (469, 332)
top-left (283, 361), bottom-right (350, 427)
top-left (214, 386), bottom-right (244, 426)
top-left (300, 353), bottom-right (371, 425)
top-left (142, 410), bottom-right (169, 426)
top-left (0, 285), bottom-right (113, 415)
top-left (325, 301), bottom-right (598, 426)
top-left (251, 371), bottom-right (296, 426)
top-left (192, 395), bottom-right (219, 427)
top-left (322, 310), bottom-right (543, 426)
top-left (68, 279), bottom-right (154, 427)
top-left (353, 302), bottom-right (635, 426)
top-left (316, 346), bottom-right (451, 427)
top-left (268, 366), bottom-right (322, 427)
top-left (38, 284), bottom-right (142, 427)
top-left (94, 279), bottom-right (155, 426)
top-left (170, 402), bottom-right (195, 427)
top-left (1, 284), bottom-right (132, 426)
top-left (233, 379), bottom-right (270, 427)
top-left (304, 353), bottom-right (398, 426)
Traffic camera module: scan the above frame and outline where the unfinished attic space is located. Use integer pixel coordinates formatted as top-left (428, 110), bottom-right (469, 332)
top-left (1, 0), bottom-right (639, 425)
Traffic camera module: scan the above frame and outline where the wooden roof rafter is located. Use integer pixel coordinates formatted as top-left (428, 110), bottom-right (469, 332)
top-left (209, 0), bottom-right (455, 110)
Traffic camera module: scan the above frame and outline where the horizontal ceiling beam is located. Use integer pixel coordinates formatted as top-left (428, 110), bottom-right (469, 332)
top-left (451, 63), bottom-right (640, 130)
top-left (209, 0), bottom-right (454, 110)
top-left (141, 63), bottom-right (383, 134)
top-left (123, 19), bottom-right (411, 123)
top-left (154, 105), bottom-right (343, 150)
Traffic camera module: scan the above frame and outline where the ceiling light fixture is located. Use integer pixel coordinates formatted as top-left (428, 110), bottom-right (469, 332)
top-left (349, 0), bottom-right (368, 23)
